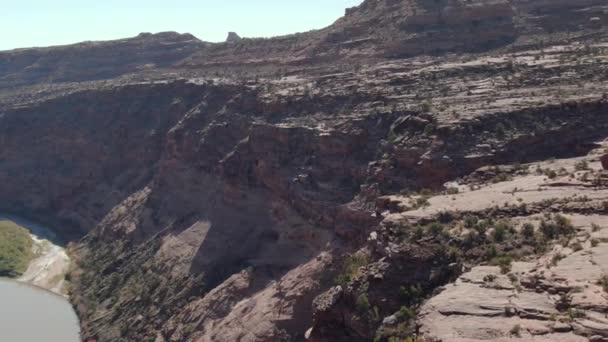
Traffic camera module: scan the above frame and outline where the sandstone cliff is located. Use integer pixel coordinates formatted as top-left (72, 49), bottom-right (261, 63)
top-left (1, 0), bottom-right (608, 341)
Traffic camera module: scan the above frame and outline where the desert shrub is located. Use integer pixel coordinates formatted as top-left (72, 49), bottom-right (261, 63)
top-left (485, 244), bottom-right (499, 260)
top-left (420, 101), bottom-right (432, 113)
top-left (540, 215), bottom-right (574, 239)
top-left (598, 275), bottom-right (608, 293)
top-left (399, 284), bottom-right (423, 306)
top-left (568, 308), bottom-right (586, 320)
top-left (492, 222), bottom-right (512, 242)
top-left (446, 187), bottom-right (460, 195)
top-left (550, 253), bottom-right (565, 266)
top-left (483, 274), bottom-right (497, 282)
top-left (490, 255), bottom-right (513, 274)
top-left (413, 226), bottom-right (425, 240)
top-left (570, 242), bottom-right (583, 252)
top-left (438, 211), bottom-right (455, 223)
top-left (545, 169), bottom-right (558, 179)
top-left (510, 324), bottom-right (521, 337)
top-left (412, 196), bottom-right (430, 209)
top-left (521, 223), bottom-right (535, 239)
top-left (419, 188), bottom-right (434, 196)
top-left (396, 306), bottom-right (416, 322)
top-left (356, 293), bottom-right (371, 313)
top-left (427, 222), bottom-right (445, 237)
top-left (464, 215), bottom-right (478, 228)
top-left (335, 254), bottom-right (370, 286)
top-left (492, 173), bottom-right (512, 183)
top-left (574, 160), bottom-right (590, 171)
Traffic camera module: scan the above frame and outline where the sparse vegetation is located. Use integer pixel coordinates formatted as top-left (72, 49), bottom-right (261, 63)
top-left (335, 253), bottom-right (370, 286)
top-left (540, 214), bottom-right (575, 240)
top-left (492, 173), bottom-right (512, 183)
top-left (399, 284), bottom-right (423, 306)
top-left (492, 221), bottom-right (512, 242)
top-left (521, 223), bottom-right (535, 239)
top-left (597, 275), bottom-right (608, 293)
top-left (446, 187), bottom-right (460, 195)
top-left (483, 274), bottom-right (497, 282)
top-left (356, 292), bottom-right (371, 313)
top-left (510, 324), bottom-right (521, 337)
top-left (396, 306), bottom-right (416, 322)
top-left (570, 242), bottom-right (583, 252)
top-left (464, 215), bottom-right (479, 228)
top-left (490, 255), bottom-right (513, 274)
top-left (546, 169), bottom-right (558, 179)
top-left (574, 160), bottom-right (590, 171)
top-left (0, 221), bottom-right (33, 277)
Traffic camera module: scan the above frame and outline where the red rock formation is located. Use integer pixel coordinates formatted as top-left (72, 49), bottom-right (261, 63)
top-left (0, 0), bottom-right (607, 341)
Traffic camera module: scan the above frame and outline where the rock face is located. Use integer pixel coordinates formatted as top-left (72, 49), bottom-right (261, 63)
top-left (0, 32), bottom-right (203, 88)
top-left (328, 0), bottom-right (516, 58)
top-left (0, 0), bottom-right (608, 341)
top-left (602, 155), bottom-right (608, 170)
top-left (4, 0), bottom-right (602, 84)
top-left (225, 31), bottom-right (241, 43)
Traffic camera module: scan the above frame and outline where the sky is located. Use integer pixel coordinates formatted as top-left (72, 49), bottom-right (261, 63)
top-left (2, 0), bottom-right (364, 51)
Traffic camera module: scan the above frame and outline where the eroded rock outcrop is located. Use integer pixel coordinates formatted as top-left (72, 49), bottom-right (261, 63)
top-left (226, 32), bottom-right (242, 43)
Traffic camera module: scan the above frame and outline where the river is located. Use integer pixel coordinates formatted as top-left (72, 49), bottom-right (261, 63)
top-left (0, 214), bottom-right (81, 341)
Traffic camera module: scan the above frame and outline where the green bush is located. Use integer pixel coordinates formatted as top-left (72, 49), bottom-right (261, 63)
top-left (0, 221), bottom-right (33, 277)
top-left (540, 215), bottom-right (575, 239)
top-left (464, 215), bottom-right (478, 228)
top-left (356, 293), bottom-right (371, 313)
top-left (598, 275), bottom-right (608, 293)
top-left (427, 222), bottom-right (445, 237)
top-left (399, 284), bottom-right (423, 306)
top-left (446, 187), bottom-right (460, 195)
top-left (574, 160), bottom-right (589, 171)
top-left (396, 306), bottom-right (416, 322)
top-left (492, 223), bottom-right (509, 242)
top-left (335, 254), bottom-right (370, 286)
top-left (490, 255), bottom-right (513, 274)
top-left (521, 223), bottom-right (535, 239)
top-left (545, 170), bottom-right (558, 179)
top-left (413, 226), bottom-right (425, 240)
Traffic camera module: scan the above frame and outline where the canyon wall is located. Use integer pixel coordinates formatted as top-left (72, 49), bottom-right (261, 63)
top-left (0, 0), bottom-right (607, 341)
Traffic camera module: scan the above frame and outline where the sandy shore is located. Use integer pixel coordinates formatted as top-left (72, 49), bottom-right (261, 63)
top-left (18, 235), bottom-right (70, 295)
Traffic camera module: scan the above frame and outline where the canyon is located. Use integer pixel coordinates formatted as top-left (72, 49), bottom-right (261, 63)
top-left (1, 0), bottom-right (608, 341)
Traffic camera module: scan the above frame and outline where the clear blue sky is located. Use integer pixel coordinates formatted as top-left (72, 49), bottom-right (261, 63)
top-left (2, 0), bottom-right (364, 51)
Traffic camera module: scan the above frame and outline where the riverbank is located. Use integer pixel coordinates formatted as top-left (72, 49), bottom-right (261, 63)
top-left (0, 214), bottom-right (71, 295)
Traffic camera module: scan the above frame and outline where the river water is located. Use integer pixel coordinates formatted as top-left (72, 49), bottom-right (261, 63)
top-left (0, 214), bottom-right (80, 341)
top-left (0, 279), bottom-right (80, 341)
